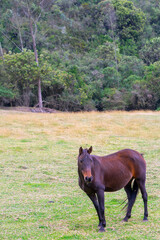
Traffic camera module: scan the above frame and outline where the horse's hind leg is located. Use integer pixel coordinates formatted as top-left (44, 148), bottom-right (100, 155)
top-left (136, 179), bottom-right (148, 221)
top-left (123, 180), bottom-right (139, 222)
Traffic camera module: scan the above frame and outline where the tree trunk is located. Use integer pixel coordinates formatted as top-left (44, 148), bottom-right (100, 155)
top-left (23, 88), bottom-right (30, 107)
top-left (14, 10), bottom-right (24, 51)
top-left (28, 4), bottom-right (43, 109)
top-left (109, 10), bottom-right (120, 88)
top-left (0, 42), bottom-right (4, 61)
top-left (38, 78), bottom-right (43, 108)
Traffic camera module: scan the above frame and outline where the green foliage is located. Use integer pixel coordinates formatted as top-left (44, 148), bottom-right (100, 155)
top-left (96, 41), bottom-right (119, 66)
top-left (103, 67), bottom-right (121, 88)
top-left (0, 85), bottom-right (15, 100)
top-left (143, 61), bottom-right (160, 108)
top-left (139, 37), bottom-right (160, 65)
top-left (122, 75), bottom-right (142, 89)
top-left (118, 55), bottom-right (145, 81)
top-left (0, 0), bottom-right (160, 111)
top-left (126, 82), bottom-right (155, 110)
top-left (119, 39), bottom-right (138, 56)
top-left (102, 88), bottom-right (126, 110)
top-left (0, 50), bottom-right (55, 106)
top-left (148, 4), bottom-right (160, 35)
top-left (44, 66), bottom-right (93, 111)
top-left (112, 0), bottom-right (146, 42)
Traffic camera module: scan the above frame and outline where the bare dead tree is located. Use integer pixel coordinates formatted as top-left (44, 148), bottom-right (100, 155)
top-left (17, 0), bottom-right (43, 108)
top-left (100, 1), bottom-right (120, 87)
top-left (12, 7), bottom-right (24, 50)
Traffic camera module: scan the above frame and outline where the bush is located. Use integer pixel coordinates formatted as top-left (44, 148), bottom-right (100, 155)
top-left (102, 88), bottom-right (126, 110)
top-left (125, 83), bottom-right (156, 110)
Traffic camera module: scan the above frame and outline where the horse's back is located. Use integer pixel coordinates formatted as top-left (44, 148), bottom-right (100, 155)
top-left (118, 149), bottom-right (146, 171)
top-left (102, 148), bottom-right (145, 164)
top-left (95, 149), bottom-right (146, 180)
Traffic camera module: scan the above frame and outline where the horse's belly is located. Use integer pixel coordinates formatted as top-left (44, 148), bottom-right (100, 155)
top-left (104, 171), bottom-right (132, 192)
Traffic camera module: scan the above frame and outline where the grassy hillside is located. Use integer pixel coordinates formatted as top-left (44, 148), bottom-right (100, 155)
top-left (0, 110), bottom-right (160, 239)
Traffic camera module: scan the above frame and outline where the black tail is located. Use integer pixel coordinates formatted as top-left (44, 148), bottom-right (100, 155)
top-left (132, 179), bottom-right (139, 201)
top-left (121, 179), bottom-right (139, 212)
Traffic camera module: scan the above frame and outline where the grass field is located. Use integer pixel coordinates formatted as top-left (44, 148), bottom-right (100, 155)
top-left (0, 110), bottom-right (160, 240)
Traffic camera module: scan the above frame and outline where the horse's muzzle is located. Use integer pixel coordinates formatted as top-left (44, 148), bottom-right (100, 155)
top-left (84, 176), bottom-right (93, 183)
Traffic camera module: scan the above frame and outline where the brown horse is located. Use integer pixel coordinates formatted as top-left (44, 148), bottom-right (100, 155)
top-left (78, 147), bottom-right (148, 232)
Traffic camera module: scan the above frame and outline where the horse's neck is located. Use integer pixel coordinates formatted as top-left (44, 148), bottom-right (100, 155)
top-left (92, 155), bottom-right (101, 170)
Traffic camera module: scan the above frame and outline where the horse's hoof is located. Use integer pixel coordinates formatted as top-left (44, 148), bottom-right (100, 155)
top-left (143, 219), bottom-right (148, 222)
top-left (98, 228), bottom-right (105, 233)
top-left (122, 218), bottom-right (128, 222)
top-left (99, 227), bottom-right (105, 233)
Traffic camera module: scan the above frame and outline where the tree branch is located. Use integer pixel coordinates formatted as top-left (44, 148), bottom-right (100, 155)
top-left (0, 30), bottom-right (22, 51)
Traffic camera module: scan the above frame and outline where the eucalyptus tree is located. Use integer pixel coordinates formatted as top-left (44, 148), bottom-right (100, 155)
top-left (8, 0), bottom-right (53, 108)
top-left (98, 1), bottom-right (120, 87)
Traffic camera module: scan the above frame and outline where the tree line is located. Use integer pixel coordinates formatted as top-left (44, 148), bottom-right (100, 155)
top-left (0, 0), bottom-right (160, 111)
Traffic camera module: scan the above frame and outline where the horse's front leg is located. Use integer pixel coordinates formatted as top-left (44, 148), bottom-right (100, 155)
top-left (97, 189), bottom-right (106, 232)
top-left (87, 193), bottom-right (102, 228)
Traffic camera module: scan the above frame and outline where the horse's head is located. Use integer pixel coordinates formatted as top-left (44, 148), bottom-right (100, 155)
top-left (78, 146), bottom-right (93, 184)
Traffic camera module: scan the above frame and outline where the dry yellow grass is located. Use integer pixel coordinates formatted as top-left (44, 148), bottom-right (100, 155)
top-left (1, 110), bottom-right (159, 140)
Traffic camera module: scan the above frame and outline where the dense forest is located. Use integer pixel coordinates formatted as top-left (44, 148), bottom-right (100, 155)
top-left (0, 0), bottom-right (160, 111)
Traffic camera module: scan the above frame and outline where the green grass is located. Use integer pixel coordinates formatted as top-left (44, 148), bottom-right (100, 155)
top-left (0, 110), bottom-right (160, 239)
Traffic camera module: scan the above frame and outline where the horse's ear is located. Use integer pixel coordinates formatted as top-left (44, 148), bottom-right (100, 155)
top-left (87, 146), bottom-right (92, 154)
top-left (79, 147), bottom-right (83, 156)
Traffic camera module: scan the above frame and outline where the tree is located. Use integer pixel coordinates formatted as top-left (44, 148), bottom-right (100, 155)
top-left (139, 37), bottom-right (160, 65)
top-left (1, 0), bottom-right (160, 111)
top-left (43, 64), bottom-right (94, 111)
top-left (0, 85), bottom-right (15, 106)
top-left (118, 55), bottom-right (145, 82)
top-left (112, 0), bottom-right (146, 47)
top-left (103, 67), bottom-right (121, 88)
top-left (144, 61), bottom-right (160, 108)
top-left (1, 50), bottom-right (53, 107)
top-left (98, 1), bottom-right (120, 85)
top-left (12, 5), bottom-right (25, 51)
top-left (10, 0), bottom-right (47, 108)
